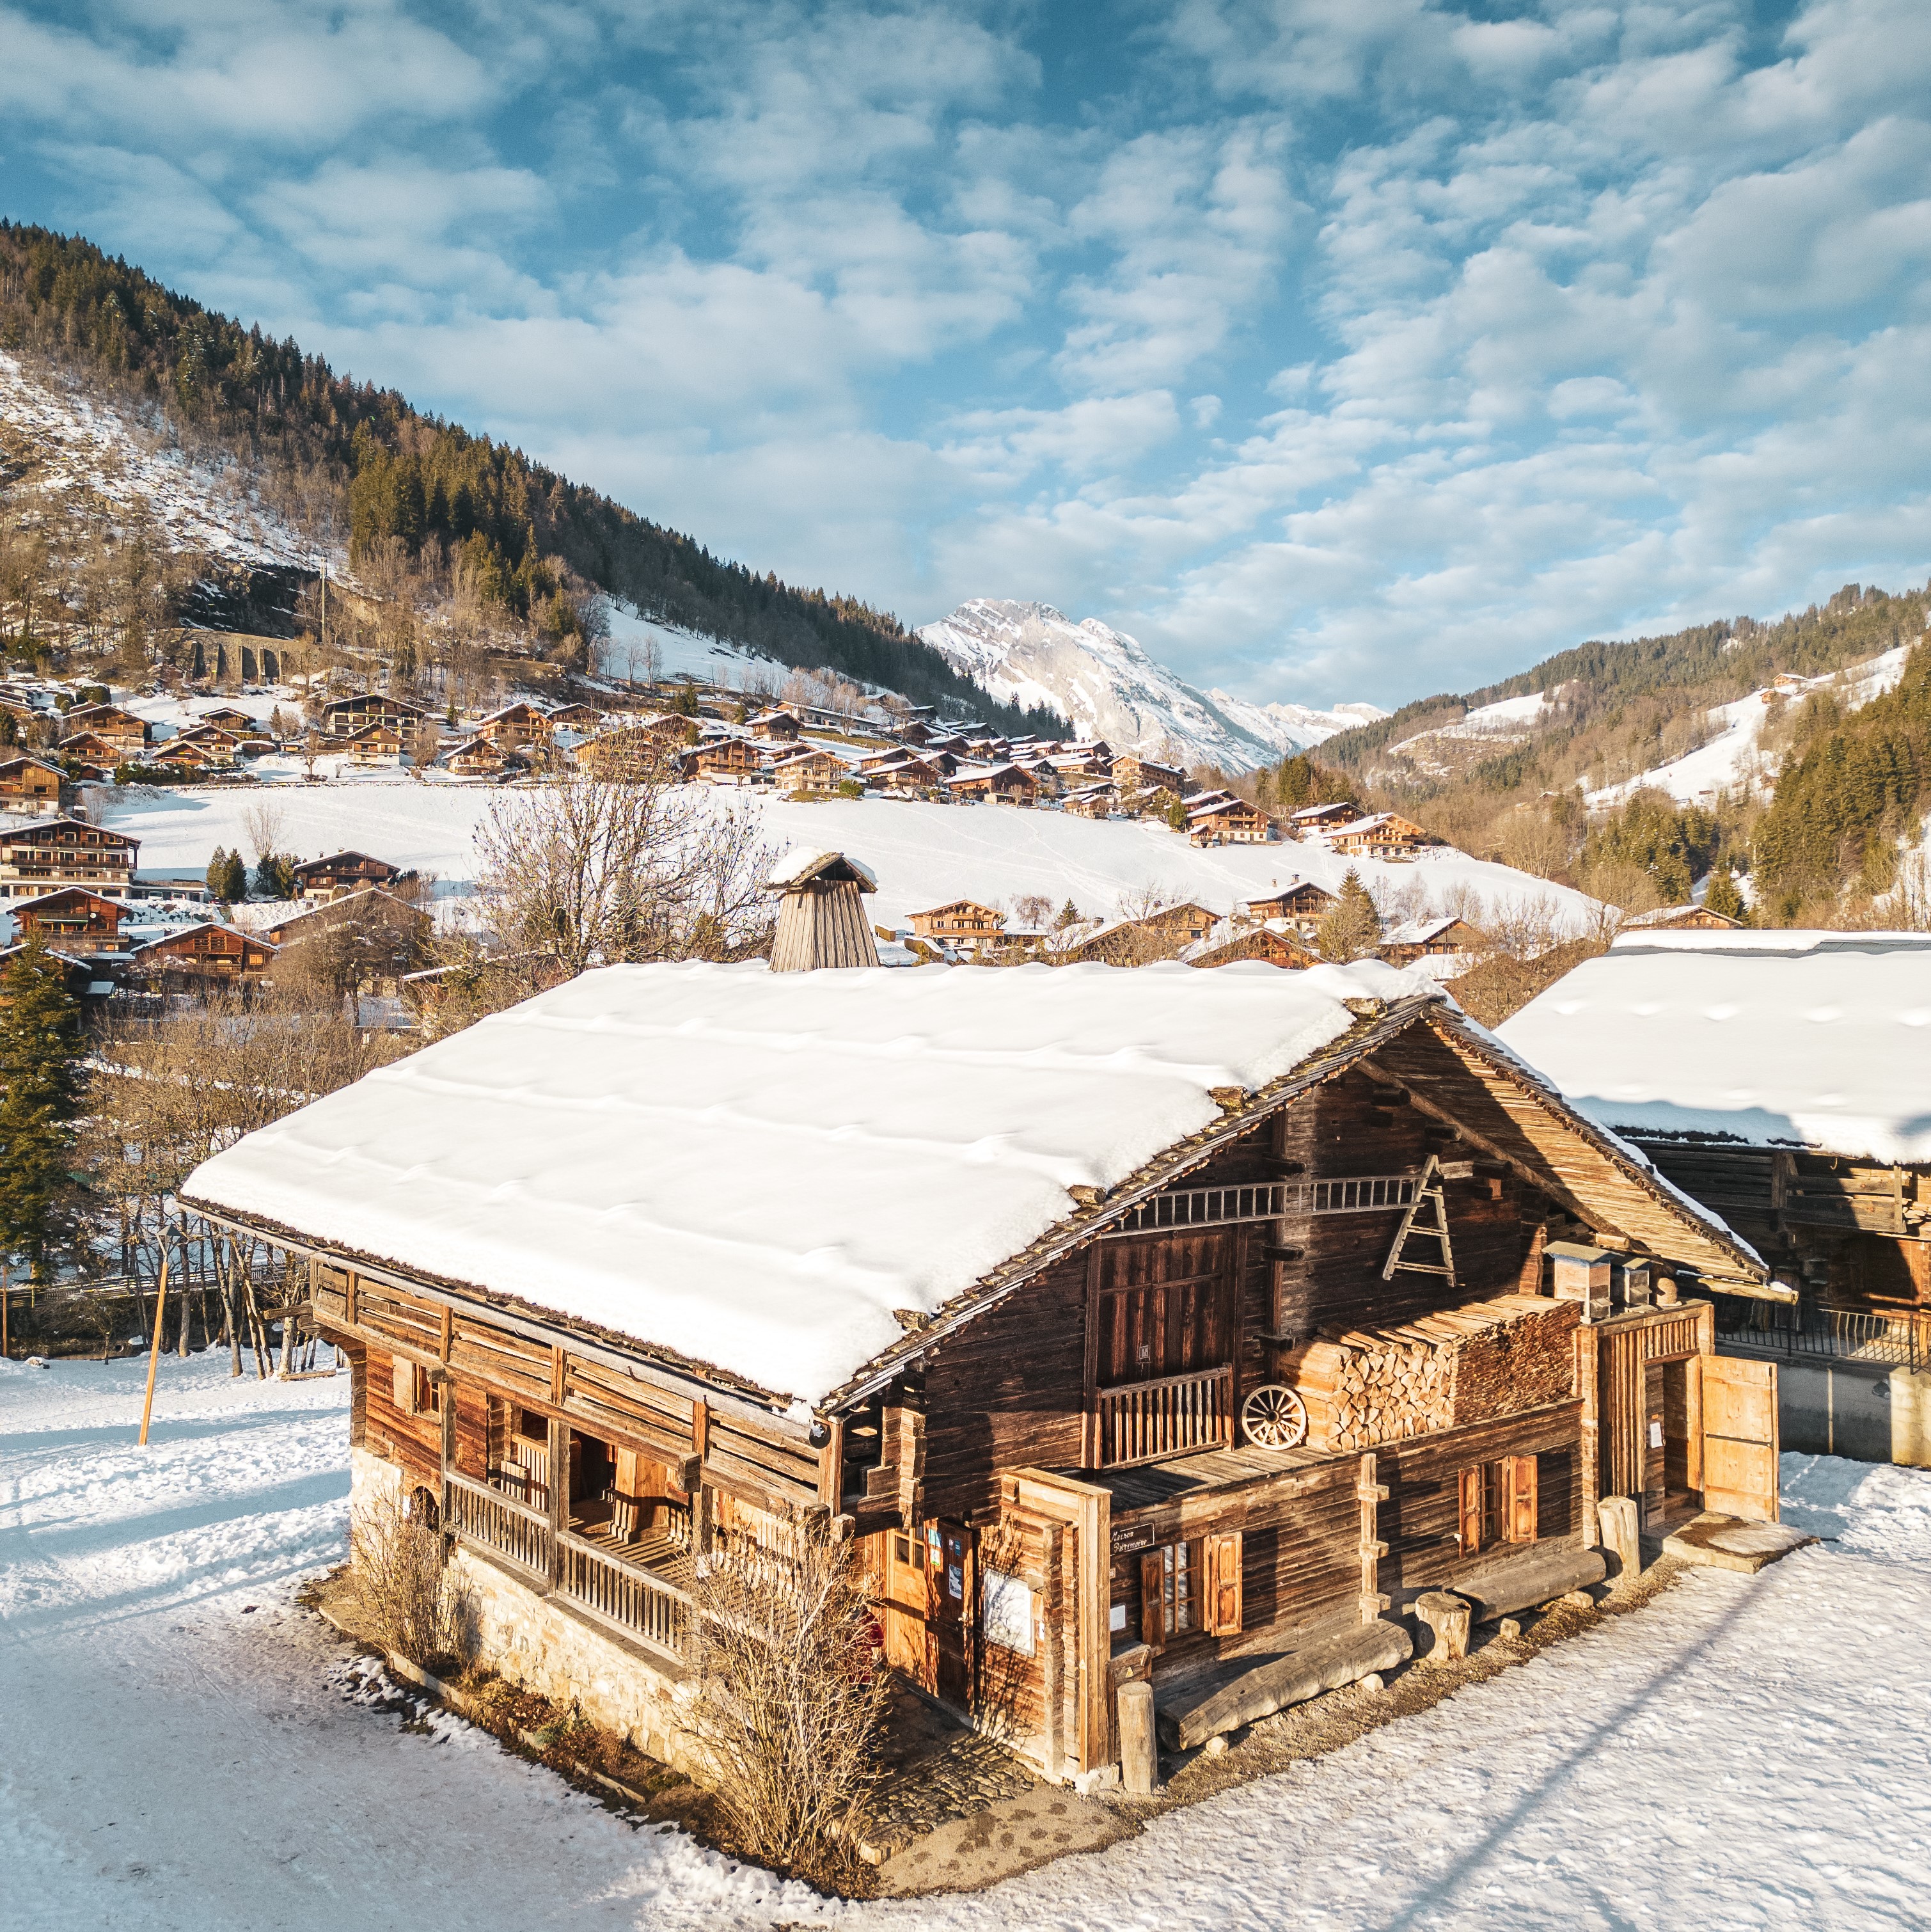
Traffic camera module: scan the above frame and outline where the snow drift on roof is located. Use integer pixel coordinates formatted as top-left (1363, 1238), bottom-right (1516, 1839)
top-left (1497, 931), bottom-right (1931, 1162)
top-left (185, 956), bottom-right (1439, 1404)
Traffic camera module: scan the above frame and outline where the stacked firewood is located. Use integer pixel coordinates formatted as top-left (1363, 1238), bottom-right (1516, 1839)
top-left (1286, 1334), bottom-right (1455, 1451)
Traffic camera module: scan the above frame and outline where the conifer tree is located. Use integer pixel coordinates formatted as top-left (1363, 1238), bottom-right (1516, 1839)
top-left (0, 937), bottom-right (87, 1281)
top-left (207, 845), bottom-right (230, 897)
top-left (1318, 868), bottom-right (1383, 962)
top-left (223, 851), bottom-right (249, 901)
top-left (1703, 867), bottom-right (1749, 924)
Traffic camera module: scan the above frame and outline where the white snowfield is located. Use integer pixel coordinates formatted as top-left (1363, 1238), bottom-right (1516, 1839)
top-left (1499, 930), bottom-right (1931, 1162)
top-left (184, 959), bottom-right (1433, 1404)
top-left (6, 1351), bottom-right (1930, 1931)
top-left (102, 778), bottom-right (1598, 936)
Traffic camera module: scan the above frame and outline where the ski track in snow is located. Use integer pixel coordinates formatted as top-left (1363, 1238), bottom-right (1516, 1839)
top-left (6, 1352), bottom-right (1930, 1929)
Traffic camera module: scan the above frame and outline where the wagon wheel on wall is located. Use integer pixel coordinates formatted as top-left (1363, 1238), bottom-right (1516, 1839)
top-left (1241, 1384), bottom-right (1308, 1449)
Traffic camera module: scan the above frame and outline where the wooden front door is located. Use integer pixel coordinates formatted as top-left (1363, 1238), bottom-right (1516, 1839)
top-left (1095, 1231), bottom-right (1234, 1386)
top-left (881, 1521), bottom-right (975, 1709)
top-left (1700, 1356), bottom-right (1781, 1523)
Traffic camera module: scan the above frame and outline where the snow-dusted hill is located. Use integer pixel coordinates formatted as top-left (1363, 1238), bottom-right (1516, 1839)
top-left (918, 599), bottom-right (1381, 771)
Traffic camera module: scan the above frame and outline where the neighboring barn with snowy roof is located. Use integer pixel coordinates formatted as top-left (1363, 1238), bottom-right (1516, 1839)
top-left (1499, 930), bottom-right (1931, 1352)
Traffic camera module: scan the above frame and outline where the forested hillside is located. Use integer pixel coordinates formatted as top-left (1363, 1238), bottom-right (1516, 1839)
top-left (0, 223), bottom-right (1056, 731)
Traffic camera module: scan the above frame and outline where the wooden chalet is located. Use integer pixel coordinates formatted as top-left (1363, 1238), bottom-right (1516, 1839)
top-left (945, 763), bottom-right (1036, 805)
top-left (443, 735), bottom-right (509, 777)
top-left (0, 815), bottom-right (139, 900)
top-left (290, 851), bottom-right (406, 903)
top-left (184, 918), bottom-right (1777, 1789)
top-left (197, 705), bottom-right (258, 733)
top-left (1327, 813), bottom-right (1435, 860)
top-left (1112, 754), bottom-right (1185, 800)
top-left (544, 702), bottom-right (603, 729)
top-left (342, 722), bottom-right (405, 764)
top-left (169, 724), bottom-right (242, 766)
top-left (1184, 921), bottom-right (1318, 971)
top-left (322, 692), bottom-right (429, 736)
top-left (124, 921), bottom-right (278, 987)
top-left (748, 708), bottom-right (805, 743)
top-left (1620, 904), bottom-right (1744, 933)
top-left (906, 899), bottom-right (1005, 948)
top-left (8, 885), bottom-right (127, 955)
top-left (475, 702), bottom-right (555, 751)
top-left (769, 747), bottom-right (854, 795)
top-left (690, 736), bottom-right (765, 785)
top-left (0, 938), bottom-right (101, 1008)
top-left (150, 736), bottom-right (226, 773)
top-left (63, 703), bottom-right (148, 754)
top-left (0, 755), bottom-right (67, 816)
top-left (1188, 796), bottom-right (1273, 846)
top-left (1378, 917), bottom-right (1485, 969)
top-left (1502, 931), bottom-right (1931, 1442)
top-left (1287, 802), bottom-right (1360, 832)
top-left (858, 755), bottom-right (943, 794)
top-left (1245, 881), bottom-right (1335, 934)
top-left (58, 728), bottom-right (136, 768)
top-left (249, 889), bottom-right (432, 953)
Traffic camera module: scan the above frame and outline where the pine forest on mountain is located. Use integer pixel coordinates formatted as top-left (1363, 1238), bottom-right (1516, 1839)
top-left (0, 223), bottom-right (1058, 735)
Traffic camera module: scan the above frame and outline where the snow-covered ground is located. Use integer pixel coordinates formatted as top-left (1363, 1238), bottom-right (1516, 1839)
top-left (597, 605), bottom-right (788, 690)
top-left (6, 1350), bottom-right (1929, 1929)
top-left (0, 351), bottom-right (314, 569)
top-left (1588, 643), bottom-right (1917, 807)
top-left (99, 778), bottom-right (1598, 933)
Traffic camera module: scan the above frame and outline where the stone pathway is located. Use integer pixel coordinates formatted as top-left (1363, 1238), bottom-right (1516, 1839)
top-left (860, 1682), bottom-right (1045, 1864)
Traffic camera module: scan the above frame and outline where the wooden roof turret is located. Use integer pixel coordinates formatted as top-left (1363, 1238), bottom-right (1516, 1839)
top-left (766, 849), bottom-right (881, 972)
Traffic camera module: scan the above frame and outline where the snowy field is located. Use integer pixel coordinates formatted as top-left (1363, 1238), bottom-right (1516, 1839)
top-left (100, 779), bottom-right (1596, 933)
top-left (5, 1352), bottom-right (1930, 1931)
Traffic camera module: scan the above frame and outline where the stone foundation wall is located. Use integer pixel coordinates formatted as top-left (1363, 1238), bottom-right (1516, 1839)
top-left (348, 1446), bottom-right (707, 1778)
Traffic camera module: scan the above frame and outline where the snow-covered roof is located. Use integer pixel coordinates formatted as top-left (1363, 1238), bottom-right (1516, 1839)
top-left (1382, 916), bottom-right (1474, 947)
top-left (184, 958), bottom-right (1442, 1404)
top-left (1498, 931), bottom-right (1931, 1162)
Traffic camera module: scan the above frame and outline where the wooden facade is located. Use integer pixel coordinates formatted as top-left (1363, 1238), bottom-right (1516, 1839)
top-left (10, 885), bottom-right (127, 953)
top-left (0, 756), bottom-right (68, 816)
top-left (198, 990), bottom-right (1775, 1787)
top-left (0, 814), bottom-right (139, 899)
top-left (290, 850), bottom-right (404, 901)
top-left (125, 921), bottom-right (278, 985)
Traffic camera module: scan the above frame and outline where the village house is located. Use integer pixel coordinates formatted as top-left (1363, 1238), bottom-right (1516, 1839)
top-left (196, 705), bottom-right (258, 734)
top-left (0, 755), bottom-right (67, 816)
top-left (857, 754), bottom-right (943, 795)
top-left (475, 702), bottom-right (555, 752)
top-left (0, 815), bottom-right (139, 899)
top-left (443, 735), bottom-right (510, 778)
top-left (1061, 784), bottom-right (1116, 820)
top-left (123, 921), bottom-right (278, 990)
top-left (244, 889), bottom-right (434, 954)
top-left (8, 885), bottom-right (129, 956)
top-left (169, 724), bottom-right (242, 766)
top-left (1326, 813), bottom-right (1437, 860)
top-left (1501, 930), bottom-right (1931, 1467)
top-left (747, 708), bottom-right (805, 744)
top-left (342, 721), bottom-right (406, 766)
top-left (322, 692), bottom-right (430, 737)
top-left (56, 729), bottom-right (131, 769)
top-left (945, 763), bottom-right (1037, 805)
top-left (1245, 882), bottom-right (1336, 935)
top-left (1377, 917), bottom-right (1486, 972)
top-left (182, 867), bottom-right (1779, 1794)
top-left (0, 937), bottom-right (102, 1008)
top-left (769, 747), bottom-right (855, 795)
top-left (62, 703), bottom-right (148, 755)
top-left (290, 851), bottom-right (407, 902)
top-left (1112, 754), bottom-right (1186, 800)
top-left (906, 899), bottom-right (1006, 951)
top-left (544, 702), bottom-right (603, 730)
top-left (1286, 802), bottom-right (1361, 834)
top-left (689, 736), bottom-right (766, 786)
top-left (1619, 904), bottom-right (1744, 933)
top-left (1052, 901), bottom-right (1220, 965)
top-left (1183, 920), bottom-right (1320, 971)
top-left (1187, 795), bottom-right (1274, 846)
top-left (577, 718), bottom-right (695, 779)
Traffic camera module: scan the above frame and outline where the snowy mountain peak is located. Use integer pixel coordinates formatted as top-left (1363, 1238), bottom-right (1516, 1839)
top-left (917, 598), bottom-right (1382, 773)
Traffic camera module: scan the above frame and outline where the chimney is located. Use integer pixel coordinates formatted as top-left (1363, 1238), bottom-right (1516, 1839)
top-left (766, 850), bottom-right (881, 970)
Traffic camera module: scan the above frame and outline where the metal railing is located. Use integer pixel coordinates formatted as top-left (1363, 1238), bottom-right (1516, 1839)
top-left (1719, 1306), bottom-right (1923, 1369)
top-left (1096, 1364), bottom-right (1234, 1466)
top-left (1112, 1172), bottom-right (1419, 1235)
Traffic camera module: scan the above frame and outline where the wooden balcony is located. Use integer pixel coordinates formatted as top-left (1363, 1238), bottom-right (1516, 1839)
top-left (443, 1469), bottom-right (694, 1661)
top-left (1095, 1365), bottom-right (1234, 1468)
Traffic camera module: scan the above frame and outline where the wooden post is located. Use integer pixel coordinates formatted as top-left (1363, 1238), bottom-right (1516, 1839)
top-left (1357, 1452), bottom-right (1391, 1622)
top-left (138, 1249), bottom-right (172, 1446)
top-left (1040, 1523), bottom-right (1064, 1775)
top-left (546, 1415), bottom-right (569, 1585)
top-left (1118, 1678), bottom-right (1158, 1794)
top-left (1, 1263), bottom-right (9, 1361)
top-left (1598, 1494), bottom-right (1641, 1589)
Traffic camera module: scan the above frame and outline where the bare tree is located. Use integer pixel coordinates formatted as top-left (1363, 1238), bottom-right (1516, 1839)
top-left (474, 762), bottom-right (776, 976)
top-left (689, 1519), bottom-right (885, 1888)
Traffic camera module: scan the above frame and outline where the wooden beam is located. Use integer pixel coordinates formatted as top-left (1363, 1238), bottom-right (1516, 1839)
top-left (1357, 1452), bottom-right (1390, 1622)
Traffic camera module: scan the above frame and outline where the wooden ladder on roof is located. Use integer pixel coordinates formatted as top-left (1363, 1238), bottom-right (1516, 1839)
top-left (1381, 1154), bottom-right (1456, 1287)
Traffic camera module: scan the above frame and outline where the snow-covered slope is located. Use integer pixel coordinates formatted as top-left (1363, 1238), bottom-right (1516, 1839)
top-left (918, 599), bottom-right (1381, 771)
top-left (0, 351), bottom-right (312, 567)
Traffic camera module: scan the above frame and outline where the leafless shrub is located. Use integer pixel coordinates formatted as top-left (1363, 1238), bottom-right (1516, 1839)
top-left (688, 1519), bottom-right (886, 1889)
top-left (475, 766), bottom-right (776, 976)
top-left (348, 1488), bottom-right (471, 1674)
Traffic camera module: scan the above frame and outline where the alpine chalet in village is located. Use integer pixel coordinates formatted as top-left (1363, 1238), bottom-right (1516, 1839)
top-left (184, 852), bottom-right (1785, 1785)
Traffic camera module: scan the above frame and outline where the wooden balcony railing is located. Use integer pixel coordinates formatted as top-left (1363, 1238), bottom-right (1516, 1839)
top-left (443, 1469), bottom-right (693, 1659)
top-left (1095, 1365), bottom-right (1234, 1467)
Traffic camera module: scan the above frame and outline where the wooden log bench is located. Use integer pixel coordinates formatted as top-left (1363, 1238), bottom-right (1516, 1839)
top-left (1448, 1544), bottom-right (1607, 1625)
top-left (1155, 1619), bottom-right (1413, 1752)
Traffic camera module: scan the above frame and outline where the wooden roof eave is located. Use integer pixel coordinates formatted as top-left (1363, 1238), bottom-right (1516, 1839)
top-left (820, 994), bottom-right (1444, 1413)
top-left (1380, 1011), bottom-right (1776, 1297)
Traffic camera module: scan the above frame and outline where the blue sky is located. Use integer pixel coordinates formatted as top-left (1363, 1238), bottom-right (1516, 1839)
top-left (3, 1), bottom-right (1929, 707)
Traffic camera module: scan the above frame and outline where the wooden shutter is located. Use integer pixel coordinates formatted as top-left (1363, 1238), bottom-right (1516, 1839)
top-left (1140, 1550), bottom-right (1168, 1653)
top-left (1502, 1455), bottom-right (1538, 1544)
top-left (1202, 1530), bottom-right (1243, 1636)
top-left (392, 1355), bottom-right (415, 1414)
top-left (1458, 1467), bottom-right (1483, 1553)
